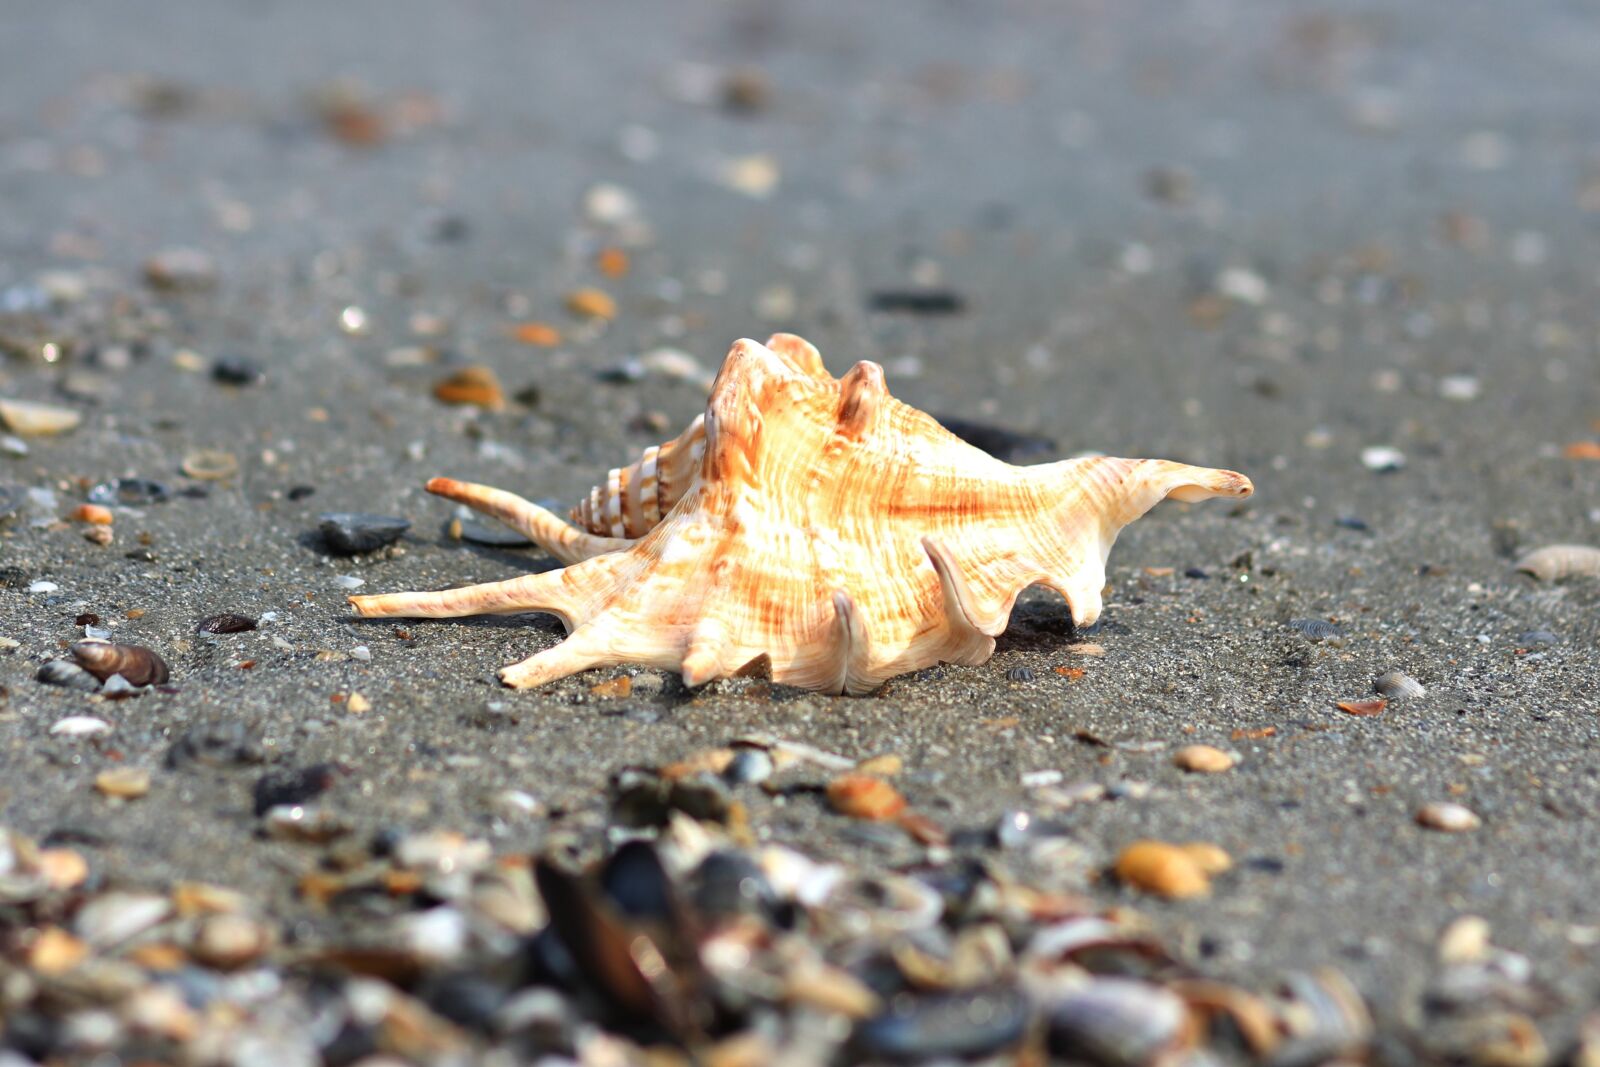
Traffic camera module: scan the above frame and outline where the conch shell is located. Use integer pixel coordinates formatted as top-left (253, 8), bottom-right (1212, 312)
top-left (350, 334), bottom-right (1252, 694)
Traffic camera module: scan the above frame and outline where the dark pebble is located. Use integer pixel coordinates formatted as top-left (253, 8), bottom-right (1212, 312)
top-left (722, 747), bottom-right (774, 786)
top-left (1184, 567), bottom-right (1210, 579)
top-left (1244, 855), bottom-right (1287, 874)
top-left (598, 840), bottom-right (674, 921)
top-left (1518, 630), bottom-right (1558, 645)
top-left (167, 720), bottom-right (266, 769)
top-left (212, 357), bottom-right (264, 385)
top-left (1335, 515), bottom-right (1370, 531)
top-left (87, 478), bottom-right (172, 506)
top-left (74, 613), bottom-right (99, 627)
top-left (318, 512), bottom-right (410, 554)
top-left (867, 289), bottom-right (967, 315)
top-left (690, 851), bottom-right (777, 923)
top-left (1006, 666), bottom-right (1035, 683)
top-left (252, 762), bottom-right (347, 816)
top-left (1288, 618), bottom-right (1344, 641)
top-left (932, 415), bottom-right (1056, 462)
top-left (197, 612), bottom-right (258, 634)
top-left (286, 485), bottom-right (317, 501)
top-left (35, 659), bottom-right (102, 692)
top-left (420, 972), bottom-right (508, 1030)
top-left (0, 566), bottom-right (27, 588)
top-left (855, 989), bottom-right (1031, 1062)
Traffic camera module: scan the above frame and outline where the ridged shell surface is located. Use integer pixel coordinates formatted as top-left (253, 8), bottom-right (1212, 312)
top-left (350, 334), bottom-right (1253, 694)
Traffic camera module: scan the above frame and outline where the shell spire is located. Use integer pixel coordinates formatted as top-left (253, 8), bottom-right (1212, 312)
top-left (351, 334), bottom-right (1253, 695)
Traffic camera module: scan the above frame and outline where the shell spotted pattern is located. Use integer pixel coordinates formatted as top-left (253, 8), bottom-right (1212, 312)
top-left (350, 335), bottom-right (1253, 694)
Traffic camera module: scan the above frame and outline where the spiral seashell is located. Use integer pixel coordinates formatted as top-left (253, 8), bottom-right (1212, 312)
top-left (1513, 543), bottom-right (1600, 582)
top-left (351, 334), bottom-right (1252, 694)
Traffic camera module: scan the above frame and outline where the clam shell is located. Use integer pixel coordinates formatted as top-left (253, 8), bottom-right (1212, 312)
top-left (1514, 543), bottom-right (1600, 581)
top-left (1373, 669), bottom-right (1426, 700)
top-left (70, 640), bottom-right (170, 687)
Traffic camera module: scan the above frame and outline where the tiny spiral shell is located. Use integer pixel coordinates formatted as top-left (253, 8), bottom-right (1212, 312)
top-left (570, 414), bottom-right (707, 538)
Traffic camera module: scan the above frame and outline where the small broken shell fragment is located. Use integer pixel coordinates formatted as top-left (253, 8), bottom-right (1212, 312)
top-left (95, 767), bottom-right (151, 798)
top-left (1046, 978), bottom-right (1190, 1067)
top-left (0, 397), bottom-right (82, 436)
top-left (181, 448), bottom-right (239, 480)
top-left (197, 613), bottom-right (257, 634)
top-left (72, 503), bottom-right (114, 525)
top-left (1114, 841), bottom-right (1211, 899)
top-left (70, 640), bottom-right (170, 686)
top-left (1437, 915), bottom-right (1492, 964)
top-left (1374, 669), bottom-right (1426, 700)
top-left (565, 287), bottom-right (617, 320)
top-left (1337, 697), bottom-right (1388, 717)
top-left (826, 774), bottom-right (906, 821)
top-left (1180, 842), bottom-right (1233, 876)
top-left (1417, 802), bottom-right (1482, 832)
top-left (1514, 544), bottom-right (1600, 581)
top-left (432, 365), bottom-right (506, 410)
top-left (1173, 745), bottom-right (1235, 773)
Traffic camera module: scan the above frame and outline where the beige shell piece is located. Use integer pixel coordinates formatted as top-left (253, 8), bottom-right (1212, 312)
top-left (350, 334), bottom-right (1253, 694)
top-left (1514, 543), bottom-right (1600, 581)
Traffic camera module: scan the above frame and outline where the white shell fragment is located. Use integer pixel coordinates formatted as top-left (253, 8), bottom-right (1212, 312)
top-left (1513, 544), bottom-right (1600, 582)
top-left (1360, 446), bottom-right (1406, 472)
top-left (50, 715), bottom-right (111, 737)
top-left (1373, 669), bottom-right (1426, 700)
top-left (0, 398), bottom-right (82, 437)
top-left (1416, 802), bottom-right (1482, 832)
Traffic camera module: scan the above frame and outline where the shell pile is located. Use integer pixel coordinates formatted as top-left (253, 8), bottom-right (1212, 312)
top-left (352, 334), bottom-right (1253, 693)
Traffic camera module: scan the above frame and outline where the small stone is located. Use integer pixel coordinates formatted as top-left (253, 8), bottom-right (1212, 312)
top-left (582, 183), bottom-right (641, 225)
top-left (1179, 841), bottom-right (1233, 875)
top-left (1438, 915), bottom-right (1492, 964)
top-left (319, 512), bottom-right (410, 555)
top-left (1361, 445), bottom-right (1406, 472)
top-left (1113, 840), bottom-right (1212, 898)
top-left (28, 580), bottom-right (60, 594)
top-left (333, 574), bottom-right (366, 590)
top-left (565, 287), bottom-right (617, 320)
top-left (351, 645), bottom-right (371, 661)
top-left (191, 913), bottom-right (275, 969)
top-left (508, 321), bottom-right (562, 346)
top-left (346, 692), bottom-right (371, 714)
top-left (143, 247), bottom-right (217, 291)
top-left (718, 154), bottom-right (780, 198)
top-left (588, 675), bottom-right (632, 698)
top-left (37, 847), bottom-right (90, 889)
top-left (72, 503), bottom-right (113, 525)
top-left (432, 365), bottom-right (506, 410)
top-left (826, 774), bottom-right (907, 821)
top-left (95, 767), bottom-right (151, 798)
top-left (1006, 665), bottom-right (1035, 682)
top-left (338, 305), bottom-right (370, 335)
top-left (1417, 802), bottom-right (1481, 832)
top-left (83, 525), bottom-right (113, 546)
top-left (1173, 745), bottom-right (1235, 773)
top-left (27, 926), bottom-right (88, 974)
top-left (210, 357), bottom-right (263, 385)
top-left (0, 398), bottom-right (81, 437)
top-left (723, 748), bottom-right (774, 786)
top-left (252, 763), bottom-right (345, 816)
top-left (394, 830), bottom-right (492, 874)
top-left (1439, 375), bottom-right (1481, 401)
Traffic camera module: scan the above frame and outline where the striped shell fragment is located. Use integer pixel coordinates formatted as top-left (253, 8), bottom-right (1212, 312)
top-left (349, 334), bottom-right (1252, 694)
